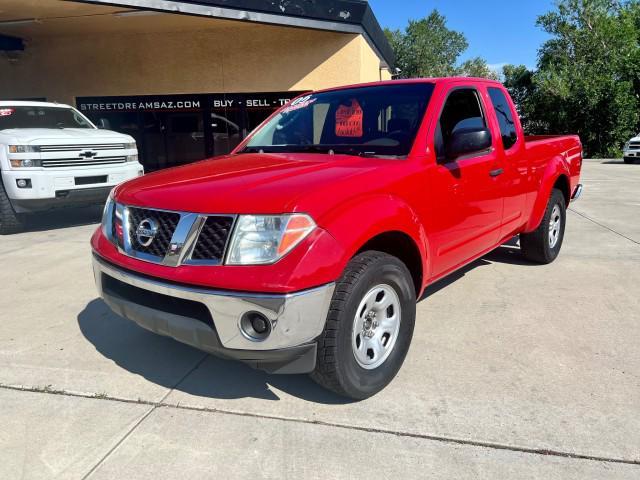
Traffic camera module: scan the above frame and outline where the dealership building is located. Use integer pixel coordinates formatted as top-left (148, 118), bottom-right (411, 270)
top-left (0, 0), bottom-right (394, 170)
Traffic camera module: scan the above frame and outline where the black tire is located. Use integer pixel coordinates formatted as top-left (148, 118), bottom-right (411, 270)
top-left (624, 157), bottom-right (636, 164)
top-left (0, 181), bottom-right (23, 235)
top-left (311, 251), bottom-right (416, 400)
top-left (520, 188), bottom-right (566, 264)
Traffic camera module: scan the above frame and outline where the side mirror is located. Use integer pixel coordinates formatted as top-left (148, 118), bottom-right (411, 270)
top-left (446, 127), bottom-right (492, 160)
top-left (97, 118), bottom-right (111, 130)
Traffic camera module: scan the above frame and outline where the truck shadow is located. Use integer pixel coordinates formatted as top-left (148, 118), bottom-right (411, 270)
top-left (77, 299), bottom-right (354, 405)
top-left (20, 206), bottom-right (102, 233)
top-left (419, 238), bottom-right (539, 301)
top-left (77, 239), bottom-right (537, 405)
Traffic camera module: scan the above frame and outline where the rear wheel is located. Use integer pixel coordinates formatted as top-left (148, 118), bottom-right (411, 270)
top-left (520, 188), bottom-right (566, 264)
top-left (0, 182), bottom-right (24, 235)
top-left (311, 251), bottom-right (416, 400)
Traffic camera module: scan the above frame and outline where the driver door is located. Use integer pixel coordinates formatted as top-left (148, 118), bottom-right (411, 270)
top-left (427, 86), bottom-right (505, 278)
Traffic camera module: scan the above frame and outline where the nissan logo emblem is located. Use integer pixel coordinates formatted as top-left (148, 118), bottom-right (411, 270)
top-left (136, 218), bottom-right (158, 247)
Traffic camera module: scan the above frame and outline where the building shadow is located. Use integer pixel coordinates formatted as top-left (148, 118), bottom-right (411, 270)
top-left (601, 159), bottom-right (633, 165)
top-left (77, 299), bottom-right (354, 405)
top-left (20, 206), bottom-right (103, 233)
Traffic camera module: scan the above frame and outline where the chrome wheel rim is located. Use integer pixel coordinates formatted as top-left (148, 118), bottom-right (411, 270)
top-left (352, 284), bottom-right (401, 370)
top-left (549, 204), bottom-right (562, 249)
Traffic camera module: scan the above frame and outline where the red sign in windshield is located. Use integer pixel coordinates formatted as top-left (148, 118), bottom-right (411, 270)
top-left (335, 100), bottom-right (363, 138)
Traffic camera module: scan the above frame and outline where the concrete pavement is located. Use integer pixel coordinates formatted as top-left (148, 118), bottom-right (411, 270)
top-left (1, 159), bottom-right (639, 478)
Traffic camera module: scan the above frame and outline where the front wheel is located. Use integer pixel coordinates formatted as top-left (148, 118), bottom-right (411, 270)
top-left (311, 251), bottom-right (416, 400)
top-left (0, 182), bottom-right (24, 235)
top-left (520, 188), bottom-right (566, 264)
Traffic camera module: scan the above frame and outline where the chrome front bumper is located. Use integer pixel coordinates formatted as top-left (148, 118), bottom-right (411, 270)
top-left (92, 255), bottom-right (335, 356)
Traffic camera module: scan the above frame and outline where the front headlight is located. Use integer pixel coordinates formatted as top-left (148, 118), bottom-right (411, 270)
top-left (101, 193), bottom-right (115, 241)
top-left (10, 159), bottom-right (42, 168)
top-left (9, 145), bottom-right (39, 153)
top-left (226, 214), bottom-right (316, 265)
top-left (624, 142), bottom-right (631, 151)
top-left (126, 154), bottom-right (139, 163)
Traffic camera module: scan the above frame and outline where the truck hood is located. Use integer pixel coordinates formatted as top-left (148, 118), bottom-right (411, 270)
top-left (0, 128), bottom-right (132, 144)
top-left (115, 153), bottom-right (399, 217)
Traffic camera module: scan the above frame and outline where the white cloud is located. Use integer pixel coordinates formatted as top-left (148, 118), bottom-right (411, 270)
top-left (487, 62), bottom-right (508, 73)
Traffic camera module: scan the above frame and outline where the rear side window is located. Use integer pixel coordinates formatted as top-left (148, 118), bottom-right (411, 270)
top-left (434, 88), bottom-right (487, 162)
top-left (488, 88), bottom-right (518, 150)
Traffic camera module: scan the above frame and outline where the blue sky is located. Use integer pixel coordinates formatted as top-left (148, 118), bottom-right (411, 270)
top-left (368, 0), bottom-right (556, 70)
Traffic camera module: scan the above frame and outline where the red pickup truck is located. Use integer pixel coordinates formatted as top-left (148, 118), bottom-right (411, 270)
top-left (91, 78), bottom-right (583, 399)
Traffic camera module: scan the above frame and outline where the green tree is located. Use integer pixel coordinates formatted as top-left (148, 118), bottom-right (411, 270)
top-left (504, 0), bottom-right (640, 157)
top-left (385, 10), bottom-right (497, 80)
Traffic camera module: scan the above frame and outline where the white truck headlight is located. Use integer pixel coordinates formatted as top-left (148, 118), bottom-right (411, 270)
top-left (624, 142), bottom-right (630, 151)
top-left (124, 142), bottom-right (137, 150)
top-left (10, 159), bottom-right (42, 168)
top-left (9, 145), bottom-right (39, 153)
top-left (126, 154), bottom-right (139, 163)
top-left (226, 214), bottom-right (316, 265)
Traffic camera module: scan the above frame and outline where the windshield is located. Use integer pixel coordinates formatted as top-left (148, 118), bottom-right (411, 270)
top-left (0, 106), bottom-right (94, 130)
top-left (243, 83), bottom-right (435, 157)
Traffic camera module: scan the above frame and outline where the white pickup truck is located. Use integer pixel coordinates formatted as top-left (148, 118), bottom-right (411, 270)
top-left (0, 101), bottom-right (144, 234)
top-left (623, 133), bottom-right (640, 164)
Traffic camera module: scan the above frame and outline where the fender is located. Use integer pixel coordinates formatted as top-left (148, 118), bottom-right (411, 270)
top-left (318, 193), bottom-right (430, 292)
top-left (525, 155), bottom-right (571, 232)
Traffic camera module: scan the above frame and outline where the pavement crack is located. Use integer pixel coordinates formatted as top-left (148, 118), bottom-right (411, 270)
top-left (569, 208), bottom-right (640, 246)
top-left (81, 404), bottom-right (156, 479)
top-left (2, 382), bottom-right (639, 468)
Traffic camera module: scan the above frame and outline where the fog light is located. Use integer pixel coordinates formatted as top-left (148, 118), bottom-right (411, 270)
top-left (16, 179), bottom-right (31, 188)
top-left (240, 312), bottom-right (272, 341)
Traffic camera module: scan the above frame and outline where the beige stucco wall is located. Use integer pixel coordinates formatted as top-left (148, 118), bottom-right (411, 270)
top-left (0, 20), bottom-right (389, 104)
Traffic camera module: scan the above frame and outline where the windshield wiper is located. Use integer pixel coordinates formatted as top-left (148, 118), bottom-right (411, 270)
top-left (239, 145), bottom-right (399, 158)
top-left (284, 145), bottom-right (382, 157)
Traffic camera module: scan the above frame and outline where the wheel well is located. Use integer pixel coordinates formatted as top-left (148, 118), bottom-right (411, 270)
top-left (356, 231), bottom-right (423, 296)
top-left (554, 175), bottom-right (570, 206)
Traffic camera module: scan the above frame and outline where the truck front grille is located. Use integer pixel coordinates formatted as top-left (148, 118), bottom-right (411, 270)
top-left (39, 144), bottom-right (126, 152)
top-left (108, 204), bottom-right (236, 267)
top-left (127, 207), bottom-right (181, 258)
top-left (629, 142), bottom-right (640, 150)
top-left (43, 156), bottom-right (127, 168)
top-left (191, 216), bottom-right (234, 262)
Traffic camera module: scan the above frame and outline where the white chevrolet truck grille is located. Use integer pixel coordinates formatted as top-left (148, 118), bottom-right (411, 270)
top-left (39, 144), bottom-right (126, 152)
top-left (42, 156), bottom-right (127, 168)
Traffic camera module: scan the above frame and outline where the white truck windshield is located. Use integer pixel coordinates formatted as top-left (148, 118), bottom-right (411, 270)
top-left (0, 106), bottom-right (94, 130)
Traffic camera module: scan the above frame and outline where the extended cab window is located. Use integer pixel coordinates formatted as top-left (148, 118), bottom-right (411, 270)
top-left (434, 88), bottom-right (489, 162)
top-left (488, 88), bottom-right (518, 150)
top-left (243, 83), bottom-right (435, 158)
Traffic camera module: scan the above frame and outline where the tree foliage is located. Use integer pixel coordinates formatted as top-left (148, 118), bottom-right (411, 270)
top-left (503, 0), bottom-right (640, 157)
top-left (385, 10), bottom-right (498, 80)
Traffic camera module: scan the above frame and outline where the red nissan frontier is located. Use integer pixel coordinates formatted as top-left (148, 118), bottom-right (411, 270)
top-left (91, 78), bottom-right (583, 399)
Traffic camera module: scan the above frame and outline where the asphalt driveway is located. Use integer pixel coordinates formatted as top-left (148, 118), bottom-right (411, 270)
top-left (1, 159), bottom-right (639, 479)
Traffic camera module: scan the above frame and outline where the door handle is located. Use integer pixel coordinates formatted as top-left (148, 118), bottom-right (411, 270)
top-left (489, 168), bottom-right (504, 177)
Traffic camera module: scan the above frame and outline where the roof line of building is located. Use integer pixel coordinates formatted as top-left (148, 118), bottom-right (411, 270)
top-left (76, 0), bottom-right (395, 68)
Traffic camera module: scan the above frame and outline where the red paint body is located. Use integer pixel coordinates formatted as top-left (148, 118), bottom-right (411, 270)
top-left (91, 78), bottom-right (582, 295)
